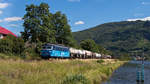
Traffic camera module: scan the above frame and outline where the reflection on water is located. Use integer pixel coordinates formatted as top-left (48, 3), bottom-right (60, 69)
top-left (137, 82), bottom-right (144, 84)
top-left (102, 61), bottom-right (150, 84)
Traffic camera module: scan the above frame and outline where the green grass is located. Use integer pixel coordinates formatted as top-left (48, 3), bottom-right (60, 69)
top-left (0, 53), bottom-right (21, 60)
top-left (0, 58), bottom-right (124, 84)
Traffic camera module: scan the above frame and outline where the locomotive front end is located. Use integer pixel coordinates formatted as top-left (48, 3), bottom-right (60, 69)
top-left (41, 44), bottom-right (53, 59)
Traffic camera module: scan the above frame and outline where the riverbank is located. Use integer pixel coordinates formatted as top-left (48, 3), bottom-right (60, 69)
top-left (0, 59), bottom-right (125, 84)
top-left (103, 61), bottom-right (150, 84)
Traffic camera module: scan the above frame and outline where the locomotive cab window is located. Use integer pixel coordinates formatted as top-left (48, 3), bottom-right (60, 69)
top-left (42, 45), bottom-right (52, 49)
top-left (42, 46), bottom-right (46, 49)
top-left (47, 46), bottom-right (52, 49)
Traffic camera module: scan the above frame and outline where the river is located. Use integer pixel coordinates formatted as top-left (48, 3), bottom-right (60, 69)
top-left (102, 61), bottom-right (150, 84)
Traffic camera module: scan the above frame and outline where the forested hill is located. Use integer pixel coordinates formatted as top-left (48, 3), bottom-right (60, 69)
top-left (73, 20), bottom-right (150, 57)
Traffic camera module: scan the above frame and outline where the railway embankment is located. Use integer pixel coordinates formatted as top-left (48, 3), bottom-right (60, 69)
top-left (0, 58), bottom-right (125, 84)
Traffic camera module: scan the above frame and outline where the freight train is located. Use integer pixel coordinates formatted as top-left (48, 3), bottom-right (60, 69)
top-left (41, 43), bottom-right (106, 59)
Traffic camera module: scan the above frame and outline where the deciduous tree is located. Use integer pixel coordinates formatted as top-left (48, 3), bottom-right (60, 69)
top-left (22, 3), bottom-right (56, 43)
top-left (52, 11), bottom-right (76, 47)
top-left (80, 39), bottom-right (99, 52)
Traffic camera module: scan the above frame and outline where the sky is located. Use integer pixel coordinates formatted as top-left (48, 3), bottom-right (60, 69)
top-left (0, 0), bottom-right (150, 35)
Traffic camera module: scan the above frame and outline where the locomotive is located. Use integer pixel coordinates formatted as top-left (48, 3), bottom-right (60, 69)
top-left (41, 43), bottom-right (102, 59)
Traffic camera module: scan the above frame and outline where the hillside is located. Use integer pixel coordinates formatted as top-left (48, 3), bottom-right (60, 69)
top-left (73, 20), bottom-right (150, 58)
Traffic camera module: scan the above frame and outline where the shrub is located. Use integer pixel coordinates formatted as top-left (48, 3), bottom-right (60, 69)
top-left (23, 47), bottom-right (41, 60)
top-left (0, 37), bottom-right (13, 53)
top-left (62, 74), bottom-right (89, 84)
top-left (0, 35), bottom-right (25, 54)
top-left (97, 59), bottom-right (104, 64)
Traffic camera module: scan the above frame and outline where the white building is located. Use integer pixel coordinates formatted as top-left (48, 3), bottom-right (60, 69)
top-left (0, 34), bottom-right (4, 39)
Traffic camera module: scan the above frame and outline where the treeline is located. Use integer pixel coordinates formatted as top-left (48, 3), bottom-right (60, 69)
top-left (0, 3), bottom-right (110, 59)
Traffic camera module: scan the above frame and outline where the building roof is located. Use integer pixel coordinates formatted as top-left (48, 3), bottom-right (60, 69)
top-left (0, 26), bottom-right (17, 37)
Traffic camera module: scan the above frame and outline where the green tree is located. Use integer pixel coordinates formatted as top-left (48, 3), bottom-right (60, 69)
top-left (22, 3), bottom-right (76, 47)
top-left (52, 11), bottom-right (76, 47)
top-left (0, 36), bottom-right (13, 53)
top-left (97, 45), bottom-right (112, 55)
top-left (97, 45), bottom-right (106, 53)
top-left (80, 39), bottom-right (99, 52)
top-left (12, 37), bottom-right (25, 54)
top-left (22, 3), bottom-right (56, 43)
top-left (0, 35), bottom-right (25, 54)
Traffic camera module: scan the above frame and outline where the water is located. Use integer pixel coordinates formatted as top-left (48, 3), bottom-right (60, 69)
top-left (102, 61), bottom-right (150, 84)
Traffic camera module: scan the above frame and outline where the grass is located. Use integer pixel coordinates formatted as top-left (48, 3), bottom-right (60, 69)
top-left (0, 53), bottom-right (20, 60)
top-left (0, 57), bottom-right (125, 84)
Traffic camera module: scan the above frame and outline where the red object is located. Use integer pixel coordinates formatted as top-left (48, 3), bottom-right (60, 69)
top-left (0, 26), bottom-right (17, 37)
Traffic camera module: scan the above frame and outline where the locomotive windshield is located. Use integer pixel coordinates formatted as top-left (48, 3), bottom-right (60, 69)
top-left (42, 45), bottom-right (52, 50)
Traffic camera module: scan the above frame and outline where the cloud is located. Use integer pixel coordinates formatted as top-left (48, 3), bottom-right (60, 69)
top-left (0, 3), bottom-right (9, 9)
top-left (75, 21), bottom-right (84, 25)
top-left (0, 19), bottom-right (2, 22)
top-left (8, 24), bottom-right (19, 27)
top-left (0, 17), bottom-right (22, 22)
top-left (141, 2), bottom-right (150, 5)
top-left (127, 17), bottom-right (150, 21)
top-left (68, 0), bottom-right (80, 2)
top-left (0, 10), bottom-right (2, 14)
top-left (0, 3), bottom-right (9, 16)
top-left (3, 17), bottom-right (22, 22)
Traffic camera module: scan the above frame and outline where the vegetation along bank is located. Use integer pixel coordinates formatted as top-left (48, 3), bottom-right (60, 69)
top-left (0, 58), bottom-right (125, 84)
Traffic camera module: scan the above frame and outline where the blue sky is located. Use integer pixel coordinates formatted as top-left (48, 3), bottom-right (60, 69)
top-left (0, 0), bottom-right (150, 35)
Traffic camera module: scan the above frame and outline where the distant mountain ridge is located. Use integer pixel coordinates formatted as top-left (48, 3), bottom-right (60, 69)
top-left (73, 20), bottom-right (150, 57)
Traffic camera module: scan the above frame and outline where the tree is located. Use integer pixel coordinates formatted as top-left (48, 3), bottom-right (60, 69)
top-left (12, 37), bottom-right (25, 54)
top-left (80, 39), bottom-right (99, 52)
top-left (0, 36), bottom-right (13, 53)
top-left (0, 35), bottom-right (25, 54)
top-left (22, 3), bottom-right (56, 43)
top-left (22, 3), bottom-right (76, 47)
top-left (52, 11), bottom-right (76, 47)
top-left (97, 45), bottom-right (105, 53)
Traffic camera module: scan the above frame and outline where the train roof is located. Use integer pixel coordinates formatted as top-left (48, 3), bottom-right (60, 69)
top-left (43, 43), bottom-right (69, 48)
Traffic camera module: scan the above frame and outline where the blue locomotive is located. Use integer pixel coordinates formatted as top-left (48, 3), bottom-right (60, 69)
top-left (41, 44), bottom-right (70, 58)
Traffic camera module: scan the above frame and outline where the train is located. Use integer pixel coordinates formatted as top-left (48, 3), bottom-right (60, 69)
top-left (40, 43), bottom-right (110, 59)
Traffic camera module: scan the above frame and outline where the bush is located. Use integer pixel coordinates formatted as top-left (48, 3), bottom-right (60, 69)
top-left (22, 47), bottom-right (41, 60)
top-left (62, 74), bottom-right (89, 84)
top-left (0, 35), bottom-right (25, 54)
top-left (0, 35), bottom-right (43, 60)
top-left (0, 37), bottom-right (13, 53)
top-left (97, 59), bottom-right (104, 64)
